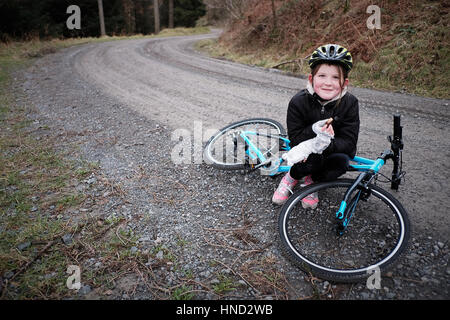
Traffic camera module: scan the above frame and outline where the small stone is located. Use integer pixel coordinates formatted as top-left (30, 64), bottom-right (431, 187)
top-left (78, 285), bottom-right (92, 295)
top-left (61, 234), bottom-right (73, 245)
top-left (360, 292), bottom-right (370, 299)
top-left (44, 272), bottom-right (57, 280)
top-left (238, 280), bottom-right (247, 286)
top-left (17, 242), bottom-right (31, 251)
top-left (139, 236), bottom-right (151, 242)
top-left (87, 178), bottom-right (96, 184)
top-left (199, 270), bottom-right (211, 278)
top-left (222, 268), bottom-right (231, 274)
top-left (386, 292), bottom-right (396, 299)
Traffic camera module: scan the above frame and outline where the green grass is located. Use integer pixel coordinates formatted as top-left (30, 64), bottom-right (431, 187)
top-left (172, 285), bottom-right (195, 300)
top-left (350, 36), bottom-right (450, 98)
top-left (0, 87), bottom-right (99, 298)
top-left (212, 273), bottom-right (237, 295)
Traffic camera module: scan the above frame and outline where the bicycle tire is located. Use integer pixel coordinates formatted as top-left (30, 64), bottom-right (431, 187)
top-left (278, 179), bottom-right (410, 283)
top-left (204, 118), bottom-right (286, 171)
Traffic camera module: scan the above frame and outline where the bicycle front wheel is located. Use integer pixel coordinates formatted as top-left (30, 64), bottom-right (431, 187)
top-left (204, 118), bottom-right (286, 170)
top-left (278, 179), bottom-right (410, 282)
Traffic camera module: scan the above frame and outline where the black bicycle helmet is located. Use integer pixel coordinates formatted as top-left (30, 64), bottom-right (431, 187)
top-left (308, 44), bottom-right (353, 72)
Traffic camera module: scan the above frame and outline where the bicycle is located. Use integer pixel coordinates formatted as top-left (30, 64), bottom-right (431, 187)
top-left (203, 115), bottom-right (410, 282)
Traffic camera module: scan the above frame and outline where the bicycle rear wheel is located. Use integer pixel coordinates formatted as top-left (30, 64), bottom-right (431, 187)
top-left (204, 118), bottom-right (286, 170)
top-left (278, 179), bottom-right (410, 282)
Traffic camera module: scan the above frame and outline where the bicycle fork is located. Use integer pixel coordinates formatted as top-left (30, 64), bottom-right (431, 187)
top-left (335, 172), bottom-right (373, 236)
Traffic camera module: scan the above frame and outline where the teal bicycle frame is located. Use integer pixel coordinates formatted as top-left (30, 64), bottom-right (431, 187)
top-left (240, 131), bottom-right (384, 174)
top-left (239, 115), bottom-right (403, 235)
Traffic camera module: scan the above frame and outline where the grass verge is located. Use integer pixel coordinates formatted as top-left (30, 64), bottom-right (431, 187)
top-left (0, 70), bottom-right (145, 299)
top-left (195, 37), bottom-right (449, 99)
top-left (0, 27), bottom-right (210, 299)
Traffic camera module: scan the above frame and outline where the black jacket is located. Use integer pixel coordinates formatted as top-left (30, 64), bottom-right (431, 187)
top-left (286, 89), bottom-right (360, 158)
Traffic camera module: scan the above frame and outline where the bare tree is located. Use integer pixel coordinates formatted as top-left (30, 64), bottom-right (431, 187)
top-left (153, 0), bottom-right (160, 34)
top-left (97, 0), bottom-right (106, 37)
top-left (122, 0), bottom-right (136, 34)
top-left (204, 0), bottom-right (247, 21)
top-left (271, 0), bottom-right (277, 30)
top-left (168, 0), bottom-right (174, 29)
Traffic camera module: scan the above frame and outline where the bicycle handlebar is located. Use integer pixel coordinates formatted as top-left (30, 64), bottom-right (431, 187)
top-left (389, 114), bottom-right (404, 190)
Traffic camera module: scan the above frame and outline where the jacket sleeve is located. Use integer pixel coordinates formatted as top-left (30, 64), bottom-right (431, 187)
top-left (323, 98), bottom-right (360, 158)
top-left (286, 95), bottom-right (315, 148)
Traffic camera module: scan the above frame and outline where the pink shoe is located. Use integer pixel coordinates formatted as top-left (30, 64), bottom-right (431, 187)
top-left (300, 175), bottom-right (319, 209)
top-left (272, 172), bottom-right (298, 205)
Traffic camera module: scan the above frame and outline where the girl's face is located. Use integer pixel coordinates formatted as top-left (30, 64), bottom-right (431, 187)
top-left (309, 64), bottom-right (348, 101)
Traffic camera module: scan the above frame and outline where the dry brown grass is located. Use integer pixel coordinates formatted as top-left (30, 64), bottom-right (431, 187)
top-left (214, 0), bottom-right (450, 98)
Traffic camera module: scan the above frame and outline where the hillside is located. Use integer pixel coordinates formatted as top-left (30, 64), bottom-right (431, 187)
top-left (203, 0), bottom-right (449, 99)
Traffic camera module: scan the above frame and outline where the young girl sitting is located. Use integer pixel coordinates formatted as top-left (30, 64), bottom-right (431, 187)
top-left (272, 44), bottom-right (360, 208)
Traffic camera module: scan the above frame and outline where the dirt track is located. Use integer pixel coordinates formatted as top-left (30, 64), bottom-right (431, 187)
top-left (18, 30), bottom-right (449, 299)
top-left (72, 30), bottom-right (449, 236)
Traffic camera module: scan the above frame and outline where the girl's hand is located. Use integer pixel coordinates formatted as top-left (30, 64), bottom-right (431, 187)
top-left (312, 118), bottom-right (334, 138)
top-left (321, 118), bottom-right (334, 136)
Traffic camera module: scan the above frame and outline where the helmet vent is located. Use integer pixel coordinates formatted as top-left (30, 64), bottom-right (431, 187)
top-left (330, 46), bottom-right (335, 56)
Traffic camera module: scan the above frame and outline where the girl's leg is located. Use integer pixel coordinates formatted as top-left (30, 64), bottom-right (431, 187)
top-left (271, 171), bottom-right (298, 205)
top-left (311, 153), bottom-right (350, 182)
top-left (294, 153), bottom-right (349, 209)
top-left (272, 154), bottom-right (322, 206)
top-left (272, 153), bottom-right (349, 206)
top-left (289, 154), bottom-right (323, 180)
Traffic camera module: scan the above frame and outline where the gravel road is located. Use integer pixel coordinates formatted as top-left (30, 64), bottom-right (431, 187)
top-left (15, 29), bottom-right (449, 300)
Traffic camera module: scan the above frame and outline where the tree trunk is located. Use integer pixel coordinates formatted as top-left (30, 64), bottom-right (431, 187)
top-left (271, 0), bottom-right (277, 30)
top-left (97, 0), bottom-right (106, 37)
top-left (153, 0), bottom-right (160, 34)
top-left (122, 0), bottom-right (136, 34)
top-left (168, 0), bottom-right (174, 29)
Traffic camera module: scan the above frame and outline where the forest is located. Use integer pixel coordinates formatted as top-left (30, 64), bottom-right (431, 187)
top-left (0, 0), bottom-right (206, 41)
